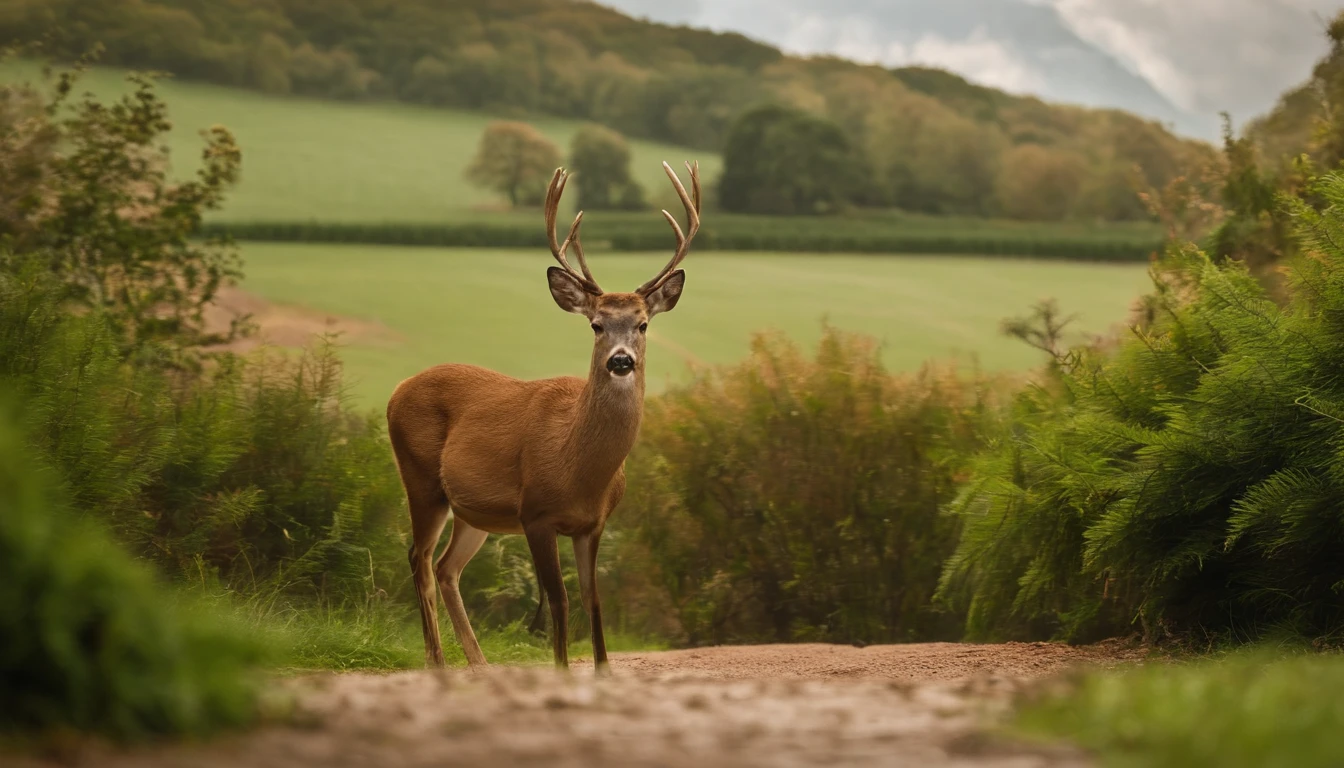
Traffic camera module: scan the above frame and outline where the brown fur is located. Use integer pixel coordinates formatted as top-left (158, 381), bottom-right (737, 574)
top-left (387, 161), bottom-right (699, 674)
top-left (388, 284), bottom-right (680, 671)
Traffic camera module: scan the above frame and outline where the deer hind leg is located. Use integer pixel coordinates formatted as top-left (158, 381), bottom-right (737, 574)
top-left (573, 530), bottom-right (609, 676)
top-left (526, 560), bottom-right (549, 636)
top-left (525, 525), bottom-right (569, 669)
top-left (407, 495), bottom-right (450, 668)
top-left (434, 515), bottom-right (489, 667)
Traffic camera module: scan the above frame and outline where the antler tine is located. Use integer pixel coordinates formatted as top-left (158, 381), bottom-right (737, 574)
top-left (563, 210), bottom-right (599, 287)
top-left (637, 161), bottom-right (701, 296)
top-left (543, 167), bottom-right (602, 295)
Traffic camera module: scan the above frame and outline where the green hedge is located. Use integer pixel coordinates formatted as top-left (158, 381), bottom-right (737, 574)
top-left (200, 220), bottom-right (1161, 261)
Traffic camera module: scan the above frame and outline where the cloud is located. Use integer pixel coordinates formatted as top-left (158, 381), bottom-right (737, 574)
top-left (904, 26), bottom-right (1047, 94)
top-left (779, 14), bottom-right (1046, 94)
top-left (600, 0), bottom-right (702, 26)
top-left (1038, 0), bottom-right (1337, 121)
top-left (595, 0), bottom-right (1340, 131)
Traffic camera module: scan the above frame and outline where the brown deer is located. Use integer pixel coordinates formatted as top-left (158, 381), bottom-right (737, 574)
top-left (386, 161), bottom-right (701, 673)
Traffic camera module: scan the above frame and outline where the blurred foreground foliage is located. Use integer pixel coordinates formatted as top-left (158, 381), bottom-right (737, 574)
top-left (0, 400), bottom-right (265, 740)
top-left (1017, 647), bottom-right (1344, 768)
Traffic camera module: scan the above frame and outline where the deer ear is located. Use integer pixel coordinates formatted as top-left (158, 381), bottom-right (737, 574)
top-left (645, 270), bottom-right (685, 317)
top-left (548, 267), bottom-right (597, 315)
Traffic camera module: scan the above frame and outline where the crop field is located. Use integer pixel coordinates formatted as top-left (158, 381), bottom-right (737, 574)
top-left (238, 243), bottom-right (1154, 406)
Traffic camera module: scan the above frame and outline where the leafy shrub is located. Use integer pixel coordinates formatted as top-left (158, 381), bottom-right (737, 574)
top-left (617, 326), bottom-right (998, 645)
top-left (0, 399), bottom-right (263, 740)
top-left (0, 264), bottom-right (408, 604)
top-left (1, 65), bottom-right (242, 356)
top-left (939, 171), bottom-right (1344, 643)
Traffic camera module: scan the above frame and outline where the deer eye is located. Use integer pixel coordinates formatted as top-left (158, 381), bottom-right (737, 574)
top-left (638, 323), bottom-right (648, 334)
top-left (591, 323), bottom-right (603, 334)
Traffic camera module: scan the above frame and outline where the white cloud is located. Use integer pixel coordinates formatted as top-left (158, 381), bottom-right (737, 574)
top-left (779, 15), bottom-right (1045, 94)
top-left (1039, 0), bottom-right (1338, 121)
top-left (905, 26), bottom-right (1046, 94)
top-left (598, 0), bottom-right (1342, 129)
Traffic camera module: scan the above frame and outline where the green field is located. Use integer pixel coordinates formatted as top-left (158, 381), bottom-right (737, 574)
top-left (1, 60), bottom-right (1162, 259)
top-left (239, 243), bottom-right (1153, 405)
top-left (0, 61), bottom-right (720, 223)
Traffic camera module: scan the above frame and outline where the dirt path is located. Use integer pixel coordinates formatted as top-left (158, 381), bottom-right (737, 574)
top-left (204, 285), bottom-right (401, 353)
top-left (19, 642), bottom-right (1142, 768)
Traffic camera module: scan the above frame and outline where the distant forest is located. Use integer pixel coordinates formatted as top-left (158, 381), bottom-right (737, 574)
top-left (1, 0), bottom-right (1221, 221)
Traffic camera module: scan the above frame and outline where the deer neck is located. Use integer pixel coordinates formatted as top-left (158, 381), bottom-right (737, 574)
top-left (564, 359), bottom-right (645, 487)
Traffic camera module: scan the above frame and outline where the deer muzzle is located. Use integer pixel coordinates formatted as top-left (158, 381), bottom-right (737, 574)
top-left (606, 352), bottom-right (635, 376)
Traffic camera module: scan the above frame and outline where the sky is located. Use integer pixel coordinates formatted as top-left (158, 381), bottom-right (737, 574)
top-left (598, 0), bottom-right (1343, 139)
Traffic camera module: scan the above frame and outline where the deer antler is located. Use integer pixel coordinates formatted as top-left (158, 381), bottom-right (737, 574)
top-left (637, 161), bottom-right (701, 297)
top-left (544, 168), bottom-right (602, 295)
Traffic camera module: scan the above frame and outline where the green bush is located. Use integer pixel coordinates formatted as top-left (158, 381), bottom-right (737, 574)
top-left (0, 264), bottom-right (408, 604)
top-left (0, 400), bottom-right (263, 740)
top-left (938, 171), bottom-right (1344, 643)
top-left (616, 327), bottom-right (998, 645)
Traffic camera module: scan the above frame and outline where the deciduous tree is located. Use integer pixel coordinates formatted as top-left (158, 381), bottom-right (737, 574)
top-left (718, 104), bottom-right (865, 215)
top-left (464, 121), bottom-right (561, 207)
top-left (568, 123), bottom-right (644, 210)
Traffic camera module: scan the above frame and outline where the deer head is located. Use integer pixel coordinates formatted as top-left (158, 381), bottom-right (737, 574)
top-left (544, 161), bottom-right (701, 383)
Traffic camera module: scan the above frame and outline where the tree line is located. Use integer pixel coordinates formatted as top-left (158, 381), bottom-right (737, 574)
top-left (1, 0), bottom-right (1212, 221)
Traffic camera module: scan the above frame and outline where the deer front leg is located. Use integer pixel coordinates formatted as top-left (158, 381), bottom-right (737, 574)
top-left (525, 524), bottom-right (569, 669)
top-left (573, 529), bottom-right (609, 676)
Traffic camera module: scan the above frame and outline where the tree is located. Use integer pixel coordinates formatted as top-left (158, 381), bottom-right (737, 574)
top-left (2, 67), bottom-right (244, 355)
top-left (718, 104), bottom-right (865, 215)
top-left (995, 144), bottom-right (1087, 221)
top-left (568, 124), bottom-right (644, 210)
top-left (464, 121), bottom-right (562, 207)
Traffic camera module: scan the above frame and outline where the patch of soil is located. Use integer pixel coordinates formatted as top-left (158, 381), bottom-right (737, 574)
top-left (14, 642), bottom-right (1141, 768)
top-left (204, 286), bottom-right (401, 353)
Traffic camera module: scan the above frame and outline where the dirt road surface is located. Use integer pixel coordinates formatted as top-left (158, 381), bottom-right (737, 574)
top-left (17, 642), bottom-right (1142, 768)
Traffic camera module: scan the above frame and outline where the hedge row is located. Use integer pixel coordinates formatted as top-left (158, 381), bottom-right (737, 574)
top-left (200, 221), bottom-right (1161, 261)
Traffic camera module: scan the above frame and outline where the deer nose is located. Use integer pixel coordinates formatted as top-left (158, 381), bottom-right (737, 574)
top-left (607, 353), bottom-right (635, 376)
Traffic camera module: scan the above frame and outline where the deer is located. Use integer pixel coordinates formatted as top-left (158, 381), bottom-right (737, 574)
top-left (386, 160), bottom-right (701, 674)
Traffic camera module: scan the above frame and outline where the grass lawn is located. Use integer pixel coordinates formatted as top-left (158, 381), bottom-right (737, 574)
top-left (0, 60), bottom-right (721, 223)
top-left (238, 243), bottom-right (1154, 406)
